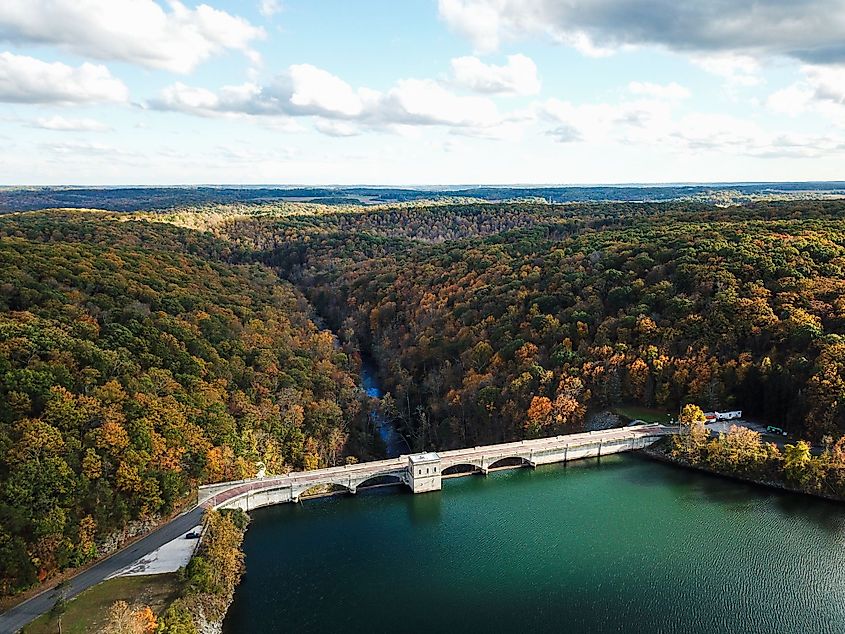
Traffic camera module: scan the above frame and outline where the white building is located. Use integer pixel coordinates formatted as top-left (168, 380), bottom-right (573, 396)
top-left (408, 452), bottom-right (441, 493)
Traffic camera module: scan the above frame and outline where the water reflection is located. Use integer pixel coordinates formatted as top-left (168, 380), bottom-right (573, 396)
top-left (406, 490), bottom-right (442, 524)
top-left (624, 454), bottom-right (845, 533)
top-left (226, 454), bottom-right (845, 634)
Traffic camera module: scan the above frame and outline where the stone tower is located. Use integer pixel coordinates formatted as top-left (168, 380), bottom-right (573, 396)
top-left (408, 452), bottom-right (442, 493)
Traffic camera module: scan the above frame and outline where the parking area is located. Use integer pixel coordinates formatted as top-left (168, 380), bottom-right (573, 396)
top-left (109, 524), bottom-right (202, 578)
top-left (705, 419), bottom-right (774, 435)
top-left (703, 418), bottom-right (798, 449)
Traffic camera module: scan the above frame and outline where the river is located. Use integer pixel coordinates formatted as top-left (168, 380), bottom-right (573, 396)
top-left (223, 454), bottom-right (845, 633)
top-left (360, 355), bottom-right (411, 457)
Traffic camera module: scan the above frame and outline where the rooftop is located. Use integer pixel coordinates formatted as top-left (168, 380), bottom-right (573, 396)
top-left (409, 452), bottom-right (440, 464)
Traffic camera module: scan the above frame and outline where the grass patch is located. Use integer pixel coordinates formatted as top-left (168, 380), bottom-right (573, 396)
top-left (612, 404), bottom-right (673, 424)
top-left (23, 574), bottom-right (180, 634)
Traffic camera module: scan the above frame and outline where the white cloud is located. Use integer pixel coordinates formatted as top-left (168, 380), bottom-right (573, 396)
top-left (437, 0), bottom-right (611, 56)
top-left (541, 96), bottom-right (677, 145)
top-left (151, 64), bottom-right (508, 134)
top-left (767, 64), bottom-right (845, 127)
top-left (450, 54), bottom-right (541, 95)
top-left (804, 65), bottom-right (845, 105)
top-left (768, 84), bottom-right (814, 116)
top-left (381, 78), bottom-right (501, 127)
top-left (0, 52), bottom-right (128, 104)
top-left (154, 82), bottom-right (227, 115)
top-left (690, 54), bottom-right (762, 87)
top-left (215, 143), bottom-right (296, 163)
top-left (0, 1), bottom-right (264, 74)
top-left (628, 81), bottom-right (690, 100)
top-left (438, 0), bottom-right (503, 53)
top-left (542, 91), bottom-right (845, 159)
top-left (40, 140), bottom-right (137, 160)
top-left (259, 0), bottom-right (283, 18)
top-left (670, 113), bottom-right (764, 151)
top-left (30, 116), bottom-right (111, 132)
top-left (287, 64), bottom-right (368, 117)
top-left (314, 120), bottom-right (360, 137)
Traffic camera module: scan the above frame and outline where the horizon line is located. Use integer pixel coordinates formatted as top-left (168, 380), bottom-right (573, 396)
top-left (2, 180), bottom-right (845, 190)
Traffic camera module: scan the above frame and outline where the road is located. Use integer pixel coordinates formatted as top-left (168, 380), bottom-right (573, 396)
top-left (2, 424), bottom-right (672, 632)
top-left (0, 507), bottom-right (204, 634)
top-left (438, 424), bottom-right (669, 463)
top-left (202, 424), bottom-right (673, 508)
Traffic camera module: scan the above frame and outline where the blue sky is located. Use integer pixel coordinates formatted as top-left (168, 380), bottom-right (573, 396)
top-left (1, 0), bottom-right (844, 185)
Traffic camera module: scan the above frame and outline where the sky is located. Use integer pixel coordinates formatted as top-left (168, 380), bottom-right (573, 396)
top-left (1, 0), bottom-right (844, 185)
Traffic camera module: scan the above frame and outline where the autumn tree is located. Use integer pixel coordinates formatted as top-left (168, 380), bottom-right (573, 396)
top-left (102, 601), bottom-right (157, 634)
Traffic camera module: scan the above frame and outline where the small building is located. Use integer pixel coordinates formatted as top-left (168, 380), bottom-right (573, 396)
top-left (703, 410), bottom-right (742, 422)
top-left (408, 452), bottom-right (441, 493)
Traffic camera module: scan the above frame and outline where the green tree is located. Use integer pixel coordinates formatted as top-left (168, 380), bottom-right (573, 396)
top-left (783, 441), bottom-right (812, 484)
top-left (156, 600), bottom-right (197, 634)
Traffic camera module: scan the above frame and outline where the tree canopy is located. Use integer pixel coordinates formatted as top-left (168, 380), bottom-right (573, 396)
top-left (0, 212), bottom-right (361, 594)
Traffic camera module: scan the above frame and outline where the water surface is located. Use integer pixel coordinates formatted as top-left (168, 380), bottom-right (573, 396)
top-left (224, 455), bottom-right (845, 633)
top-left (360, 356), bottom-right (410, 457)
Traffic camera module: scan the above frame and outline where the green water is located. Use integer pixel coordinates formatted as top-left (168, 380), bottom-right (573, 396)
top-left (223, 455), bottom-right (845, 633)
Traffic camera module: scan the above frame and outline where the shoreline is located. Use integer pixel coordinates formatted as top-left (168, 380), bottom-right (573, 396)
top-left (639, 446), bottom-right (845, 505)
top-left (13, 441), bottom-right (840, 631)
top-left (210, 444), bottom-right (845, 631)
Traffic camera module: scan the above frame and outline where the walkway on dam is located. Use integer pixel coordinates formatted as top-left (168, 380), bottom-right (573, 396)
top-left (199, 424), bottom-right (675, 510)
top-left (0, 424), bottom-right (674, 632)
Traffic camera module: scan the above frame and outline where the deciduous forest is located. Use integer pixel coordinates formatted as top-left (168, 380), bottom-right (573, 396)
top-left (224, 200), bottom-right (845, 448)
top-left (2, 197), bottom-right (844, 595)
top-left (0, 213), bottom-right (361, 594)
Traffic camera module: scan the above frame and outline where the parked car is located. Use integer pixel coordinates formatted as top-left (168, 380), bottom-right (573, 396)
top-left (185, 531), bottom-right (200, 539)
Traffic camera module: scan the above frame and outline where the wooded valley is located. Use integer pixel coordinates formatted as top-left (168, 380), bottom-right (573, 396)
top-left (1, 198), bottom-right (844, 594)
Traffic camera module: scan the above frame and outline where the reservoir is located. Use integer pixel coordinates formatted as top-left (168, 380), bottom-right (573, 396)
top-left (223, 454), bottom-right (845, 633)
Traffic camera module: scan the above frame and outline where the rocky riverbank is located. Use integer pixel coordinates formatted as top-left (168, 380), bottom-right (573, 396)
top-left (154, 509), bottom-right (249, 633)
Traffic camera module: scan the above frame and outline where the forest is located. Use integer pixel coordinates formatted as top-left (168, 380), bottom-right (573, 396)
top-left (668, 405), bottom-right (845, 499)
top-left (0, 212), bottom-right (363, 594)
top-left (1, 197), bottom-right (844, 596)
top-left (220, 199), bottom-right (845, 449)
top-left (2, 182), bottom-right (844, 212)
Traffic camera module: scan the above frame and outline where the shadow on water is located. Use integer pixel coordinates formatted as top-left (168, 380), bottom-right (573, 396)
top-left (627, 452), bottom-right (845, 533)
top-left (773, 492), bottom-right (845, 533)
top-left (405, 490), bottom-right (442, 524)
top-left (295, 477), bottom-right (443, 524)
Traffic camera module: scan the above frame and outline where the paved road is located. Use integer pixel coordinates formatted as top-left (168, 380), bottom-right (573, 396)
top-left (0, 507), bottom-right (204, 634)
top-left (439, 424), bottom-right (669, 463)
top-left (1, 424), bottom-right (673, 632)
top-left (203, 424), bottom-right (673, 508)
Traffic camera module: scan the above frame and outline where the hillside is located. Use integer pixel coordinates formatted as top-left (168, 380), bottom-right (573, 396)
top-left (213, 200), bottom-right (845, 448)
top-left (0, 212), bottom-right (362, 594)
top-left (2, 182), bottom-right (844, 212)
top-left (2, 199), bottom-right (845, 595)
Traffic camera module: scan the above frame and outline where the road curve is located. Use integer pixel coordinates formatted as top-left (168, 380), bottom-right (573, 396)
top-left (1, 425), bottom-right (672, 632)
top-left (0, 507), bottom-right (204, 634)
